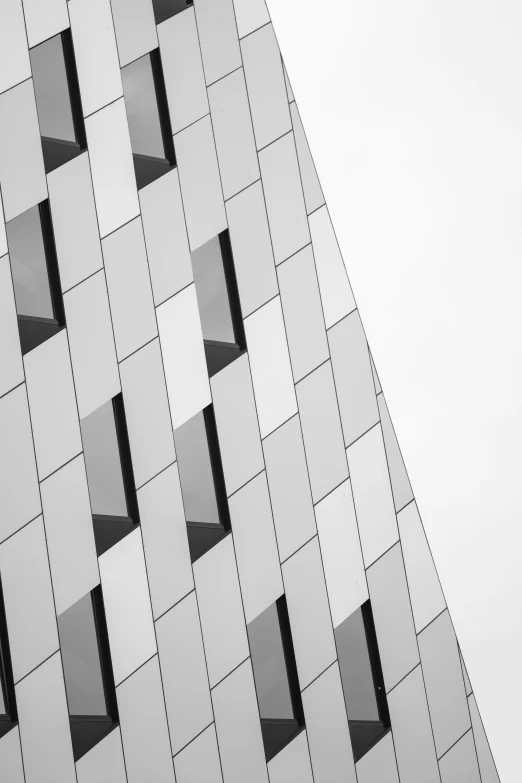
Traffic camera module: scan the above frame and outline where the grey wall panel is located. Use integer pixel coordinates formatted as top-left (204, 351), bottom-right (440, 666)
top-left (64, 270), bottom-right (121, 420)
top-left (355, 730), bottom-right (400, 783)
top-left (229, 472), bottom-right (283, 623)
top-left (102, 217), bottom-right (157, 362)
top-left (366, 543), bottom-right (419, 693)
top-left (328, 311), bottom-right (379, 446)
top-left (438, 730), bottom-right (481, 783)
top-left (76, 726), bottom-right (128, 783)
top-left (0, 384), bottom-right (41, 543)
top-left (118, 656), bottom-right (176, 783)
top-left (16, 652), bottom-right (76, 783)
top-left (24, 329), bottom-right (82, 481)
top-left (110, 0), bottom-right (158, 68)
top-left (0, 79), bottom-right (47, 222)
top-left (289, 102), bottom-right (324, 214)
top-left (460, 651), bottom-right (473, 696)
top-left (0, 0), bottom-right (31, 95)
top-left (232, 0), bottom-right (270, 39)
top-left (156, 591), bottom-right (213, 755)
top-left (48, 152), bottom-right (104, 294)
top-left (0, 255), bottom-right (24, 399)
top-left (22, 0), bottom-right (69, 48)
top-left (174, 723), bottom-right (223, 783)
top-left (40, 454), bottom-right (99, 616)
top-left (302, 662), bottom-right (357, 783)
top-left (263, 414), bottom-right (316, 562)
top-left (283, 63), bottom-right (295, 103)
top-left (387, 666), bottom-right (441, 783)
top-left (378, 392), bottom-right (414, 512)
top-left (193, 535), bottom-right (249, 688)
top-left (282, 537), bottom-right (336, 690)
top-left (0, 193), bottom-right (6, 256)
top-left (211, 353), bottom-right (264, 497)
top-left (370, 352), bottom-right (382, 394)
top-left (468, 695), bottom-right (501, 783)
top-left (212, 660), bottom-right (269, 783)
top-left (295, 361), bottom-right (348, 504)
top-left (195, 0), bottom-right (242, 86)
top-left (138, 463), bottom-right (193, 620)
top-left (0, 726), bottom-right (25, 783)
top-left (139, 168), bottom-right (193, 306)
top-left (277, 245), bottom-right (329, 383)
top-left (267, 730), bottom-right (314, 783)
top-left (208, 68), bottom-right (260, 200)
top-left (418, 611), bottom-right (470, 757)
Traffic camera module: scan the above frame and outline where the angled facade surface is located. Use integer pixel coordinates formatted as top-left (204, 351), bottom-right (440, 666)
top-left (0, 0), bottom-right (499, 781)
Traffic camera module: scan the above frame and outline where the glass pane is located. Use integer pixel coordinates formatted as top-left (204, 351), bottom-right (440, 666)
top-left (336, 607), bottom-right (380, 722)
top-left (58, 593), bottom-right (107, 716)
top-left (153, 0), bottom-right (191, 25)
top-left (30, 34), bottom-right (76, 143)
top-left (191, 236), bottom-right (236, 344)
top-left (174, 410), bottom-right (220, 525)
top-left (248, 603), bottom-right (294, 720)
top-left (122, 54), bottom-right (165, 159)
top-left (7, 206), bottom-right (54, 319)
top-left (0, 666), bottom-right (6, 714)
top-left (81, 400), bottom-right (128, 517)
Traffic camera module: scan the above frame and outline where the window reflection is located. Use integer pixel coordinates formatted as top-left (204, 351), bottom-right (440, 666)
top-left (152, 0), bottom-right (193, 25)
top-left (7, 205), bottom-right (54, 320)
top-left (121, 54), bottom-right (165, 160)
top-left (191, 235), bottom-right (236, 344)
top-left (81, 400), bottom-right (128, 518)
top-left (30, 34), bottom-right (76, 144)
top-left (248, 602), bottom-right (294, 720)
top-left (174, 410), bottom-right (220, 526)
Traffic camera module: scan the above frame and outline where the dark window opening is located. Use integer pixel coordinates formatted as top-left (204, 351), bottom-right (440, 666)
top-left (336, 601), bottom-right (391, 762)
top-left (6, 200), bottom-right (65, 355)
top-left (0, 577), bottom-right (17, 739)
top-left (248, 597), bottom-right (304, 762)
top-left (58, 588), bottom-right (118, 761)
top-left (30, 30), bottom-right (86, 173)
top-left (121, 50), bottom-right (175, 189)
top-left (152, 0), bottom-right (194, 25)
top-left (191, 230), bottom-right (246, 376)
top-left (174, 405), bottom-right (230, 562)
top-left (81, 395), bottom-right (139, 557)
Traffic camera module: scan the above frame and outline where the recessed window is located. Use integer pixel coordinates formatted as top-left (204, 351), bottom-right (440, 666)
top-left (6, 201), bottom-right (65, 355)
top-left (0, 578), bottom-right (17, 739)
top-left (152, 0), bottom-right (193, 25)
top-left (248, 597), bottom-right (304, 761)
top-left (121, 50), bottom-right (175, 189)
top-left (30, 31), bottom-right (85, 173)
top-left (81, 395), bottom-right (138, 556)
top-left (335, 601), bottom-right (391, 761)
top-left (174, 406), bottom-right (229, 562)
top-left (191, 230), bottom-right (246, 376)
top-left (58, 588), bottom-right (118, 761)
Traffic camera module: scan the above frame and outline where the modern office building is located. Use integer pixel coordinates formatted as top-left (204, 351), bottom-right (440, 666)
top-left (0, 0), bottom-right (499, 781)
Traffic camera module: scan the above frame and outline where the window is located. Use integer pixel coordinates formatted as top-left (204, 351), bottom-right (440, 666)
top-left (121, 50), bottom-right (175, 189)
top-left (30, 30), bottom-right (85, 173)
top-left (58, 588), bottom-right (118, 761)
top-left (191, 230), bottom-right (246, 376)
top-left (248, 597), bottom-right (304, 761)
top-left (6, 200), bottom-right (65, 355)
top-left (80, 395), bottom-right (138, 556)
top-left (335, 601), bottom-right (391, 761)
top-left (152, 0), bottom-right (193, 25)
top-left (174, 406), bottom-right (230, 562)
top-left (0, 578), bottom-right (17, 739)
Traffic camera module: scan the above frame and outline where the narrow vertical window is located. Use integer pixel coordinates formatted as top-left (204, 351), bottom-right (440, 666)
top-left (335, 601), bottom-right (391, 761)
top-left (121, 50), bottom-right (175, 189)
top-left (58, 588), bottom-right (118, 760)
top-left (248, 597), bottom-right (304, 761)
top-left (6, 201), bottom-right (65, 355)
top-left (152, 0), bottom-right (193, 25)
top-left (191, 230), bottom-right (246, 376)
top-left (81, 395), bottom-right (139, 556)
top-left (30, 30), bottom-right (86, 173)
top-left (0, 577), bottom-right (17, 739)
top-left (174, 405), bottom-right (230, 562)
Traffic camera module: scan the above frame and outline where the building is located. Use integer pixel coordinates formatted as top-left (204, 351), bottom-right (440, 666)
top-left (0, 0), bottom-right (499, 781)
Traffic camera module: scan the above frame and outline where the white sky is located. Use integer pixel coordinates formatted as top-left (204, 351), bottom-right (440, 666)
top-left (267, 1), bottom-right (522, 780)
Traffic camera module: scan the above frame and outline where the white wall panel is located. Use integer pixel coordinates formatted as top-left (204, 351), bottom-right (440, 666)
top-left (0, 0), bottom-right (31, 95)
top-left (175, 115), bottom-right (227, 251)
top-left (208, 68), bottom-right (259, 200)
top-left (347, 424), bottom-right (399, 567)
top-left (111, 0), bottom-right (158, 67)
top-left (315, 479), bottom-right (368, 628)
top-left (156, 592), bottom-right (213, 754)
top-left (48, 152), bottom-right (104, 294)
top-left (438, 730), bottom-right (481, 783)
top-left (99, 528), bottom-right (157, 685)
top-left (244, 296), bottom-right (297, 438)
top-left (174, 724), bottom-right (223, 783)
top-left (289, 101), bottom-right (324, 214)
top-left (268, 730), bottom-right (314, 783)
top-left (0, 726), bottom-right (25, 783)
top-left (0, 79), bottom-right (47, 222)
top-left (64, 270), bottom-right (120, 419)
top-left (241, 24), bottom-right (291, 150)
top-left (76, 727), bottom-right (128, 783)
top-left (139, 168), bottom-right (193, 306)
top-left (22, 0), bottom-right (69, 48)
top-left (195, 0), bottom-right (242, 85)
top-left (156, 284), bottom-right (211, 430)
top-left (378, 393), bottom-right (414, 511)
top-left (85, 98), bottom-right (140, 239)
top-left (233, 0), bottom-right (269, 39)
top-left (468, 695), bottom-right (501, 783)
top-left (229, 472), bottom-right (283, 623)
top-left (355, 731), bottom-right (400, 783)
top-left (41, 455), bottom-right (99, 616)
top-left (0, 255), bottom-right (23, 399)
top-left (193, 535), bottom-right (249, 688)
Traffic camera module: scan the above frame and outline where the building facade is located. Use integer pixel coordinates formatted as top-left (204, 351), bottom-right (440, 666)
top-left (0, 0), bottom-right (499, 781)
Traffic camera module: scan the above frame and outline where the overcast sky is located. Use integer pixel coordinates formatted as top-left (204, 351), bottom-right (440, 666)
top-left (267, 1), bottom-right (522, 780)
